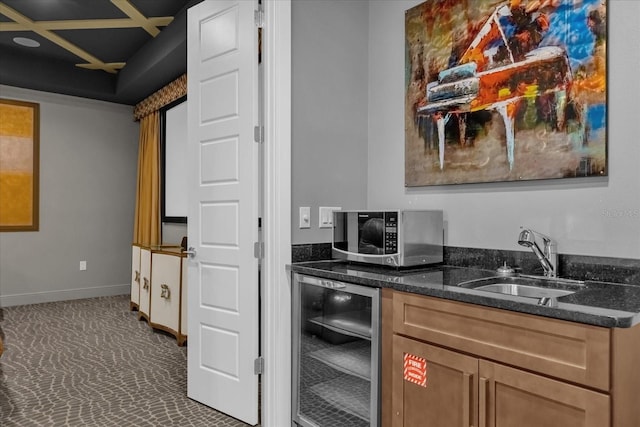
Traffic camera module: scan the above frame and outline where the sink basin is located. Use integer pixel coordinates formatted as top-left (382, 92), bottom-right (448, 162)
top-left (456, 276), bottom-right (584, 306)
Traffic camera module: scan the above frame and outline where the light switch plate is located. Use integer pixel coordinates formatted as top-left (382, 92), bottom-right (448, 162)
top-left (299, 207), bottom-right (310, 229)
top-left (319, 207), bottom-right (341, 228)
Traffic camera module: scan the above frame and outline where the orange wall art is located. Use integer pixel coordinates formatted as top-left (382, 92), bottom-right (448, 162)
top-left (0, 98), bottom-right (39, 231)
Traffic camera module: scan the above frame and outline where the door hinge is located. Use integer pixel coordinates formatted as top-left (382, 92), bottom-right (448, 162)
top-left (254, 241), bottom-right (264, 259)
top-left (254, 125), bottom-right (264, 143)
top-left (254, 9), bottom-right (264, 28)
top-left (254, 356), bottom-right (264, 375)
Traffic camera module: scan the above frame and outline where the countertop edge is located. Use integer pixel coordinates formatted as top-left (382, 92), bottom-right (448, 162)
top-left (290, 262), bottom-right (639, 329)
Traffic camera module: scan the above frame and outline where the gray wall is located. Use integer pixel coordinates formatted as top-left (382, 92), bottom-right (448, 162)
top-left (367, 0), bottom-right (640, 259)
top-left (0, 85), bottom-right (139, 306)
top-left (291, 0), bottom-right (369, 244)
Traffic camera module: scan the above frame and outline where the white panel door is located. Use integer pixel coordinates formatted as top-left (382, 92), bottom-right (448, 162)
top-left (186, 1), bottom-right (259, 425)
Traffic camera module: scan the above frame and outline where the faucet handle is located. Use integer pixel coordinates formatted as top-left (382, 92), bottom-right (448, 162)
top-left (496, 262), bottom-right (516, 277)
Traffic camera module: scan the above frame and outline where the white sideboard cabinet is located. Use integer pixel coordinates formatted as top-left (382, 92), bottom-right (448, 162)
top-left (130, 244), bottom-right (142, 310)
top-left (133, 245), bottom-right (152, 321)
top-left (131, 245), bottom-right (187, 346)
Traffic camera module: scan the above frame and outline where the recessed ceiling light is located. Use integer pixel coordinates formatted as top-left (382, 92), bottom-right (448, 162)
top-left (13, 37), bottom-right (40, 48)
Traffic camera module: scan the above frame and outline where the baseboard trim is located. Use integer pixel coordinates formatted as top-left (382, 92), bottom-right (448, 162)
top-left (0, 284), bottom-right (130, 307)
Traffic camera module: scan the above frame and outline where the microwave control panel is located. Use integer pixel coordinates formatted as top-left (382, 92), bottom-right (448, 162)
top-left (384, 212), bottom-right (398, 254)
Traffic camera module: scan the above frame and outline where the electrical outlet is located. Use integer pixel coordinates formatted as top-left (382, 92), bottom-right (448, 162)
top-left (319, 207), bottom-right (341, 228)
top-left (79, 261), bottom-right (87, 271)
top-left (299, 207), bottom-right (310, 229)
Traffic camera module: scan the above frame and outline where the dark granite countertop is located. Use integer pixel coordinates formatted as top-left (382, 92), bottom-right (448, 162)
top-left (289, 260), bottom-right (640, 328)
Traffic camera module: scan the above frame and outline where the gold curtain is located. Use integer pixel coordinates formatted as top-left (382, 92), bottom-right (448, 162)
top-left (133, 111), bottom-right (160, 246)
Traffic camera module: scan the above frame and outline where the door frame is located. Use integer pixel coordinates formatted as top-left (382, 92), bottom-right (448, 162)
top-left (261, 1), bottom-right (292, 426)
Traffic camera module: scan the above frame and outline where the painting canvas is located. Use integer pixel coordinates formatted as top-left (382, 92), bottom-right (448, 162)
top-left (405, 0), bottom-right (607, 186)
top-left (0, 99), bottom-right (39, 231)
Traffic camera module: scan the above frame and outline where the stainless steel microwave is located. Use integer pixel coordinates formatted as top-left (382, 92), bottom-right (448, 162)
top-left (332, 210), bottom-right (443, 267)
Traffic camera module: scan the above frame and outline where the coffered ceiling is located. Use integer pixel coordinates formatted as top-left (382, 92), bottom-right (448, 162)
top-left (0, 0), bottom-right (203, 105)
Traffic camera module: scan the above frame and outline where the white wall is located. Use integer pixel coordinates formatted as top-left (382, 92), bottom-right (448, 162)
top-left (291, 0), bottom-right (369, 244)
top-left (368, 0), bottom-right (640, 259)
top-left (0, 85), bottom-right (139, 306)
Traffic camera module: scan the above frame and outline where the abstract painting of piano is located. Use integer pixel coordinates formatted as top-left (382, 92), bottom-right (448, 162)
top-left (405, 0), bottom-right (607, 186)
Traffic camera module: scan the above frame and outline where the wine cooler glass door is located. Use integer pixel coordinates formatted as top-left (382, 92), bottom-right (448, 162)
top-left (292, 274), bottom-right (379, 427)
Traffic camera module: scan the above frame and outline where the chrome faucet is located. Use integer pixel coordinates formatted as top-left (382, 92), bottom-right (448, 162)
top-left (517, 228), bottom-right (557, 278)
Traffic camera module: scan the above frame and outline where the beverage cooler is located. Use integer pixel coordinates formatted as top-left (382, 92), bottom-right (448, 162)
top-left (292, 273), bottom-right (380, 427)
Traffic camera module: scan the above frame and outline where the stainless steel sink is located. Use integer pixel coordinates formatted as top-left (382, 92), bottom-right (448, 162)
top-left (472, 283), bottom-right (575, 298)
top-left (455, 276), bottom-right (585, 306)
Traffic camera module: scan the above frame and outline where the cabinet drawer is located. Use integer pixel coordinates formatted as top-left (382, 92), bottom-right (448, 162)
top-left (393, 291), bottom-right (610, 391)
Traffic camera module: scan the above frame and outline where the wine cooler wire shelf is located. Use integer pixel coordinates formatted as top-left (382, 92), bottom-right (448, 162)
top-left (308, 340), bottom-right (371, 381)
top-left (308, 310), bottom-right (372, 340)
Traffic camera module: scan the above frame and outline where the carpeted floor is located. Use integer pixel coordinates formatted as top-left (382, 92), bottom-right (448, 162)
top-left (0, 294), bottom-right (253, 427)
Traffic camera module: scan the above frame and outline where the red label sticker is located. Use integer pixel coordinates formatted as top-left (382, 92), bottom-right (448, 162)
top-left (403, 353), bottom-right (428, 387)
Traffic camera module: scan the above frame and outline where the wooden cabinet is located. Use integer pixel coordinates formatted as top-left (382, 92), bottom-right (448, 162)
top-left (479, 360), bottom-right (609, 427)
top-left (130, 245), bottom-right (187, 346)
top-left (392, 335), bottom-right (478, 427)
top-left (383, 289), bottom-right (640, 427)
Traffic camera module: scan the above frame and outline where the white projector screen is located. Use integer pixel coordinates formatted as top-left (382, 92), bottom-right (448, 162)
top-left (164, 100), bottom-right (188, 220)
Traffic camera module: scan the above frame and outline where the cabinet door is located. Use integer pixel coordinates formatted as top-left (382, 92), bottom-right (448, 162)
top-left (130, 245), bottom-right (141, 308)
top-left (392, 335), bottom-right (478, 427)
top-left (149, 253), bottom-right (181, 334)
top-left (479, 360), bottom-right (610, 427)
top-left (138, 248), bottom-right (151, 320)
